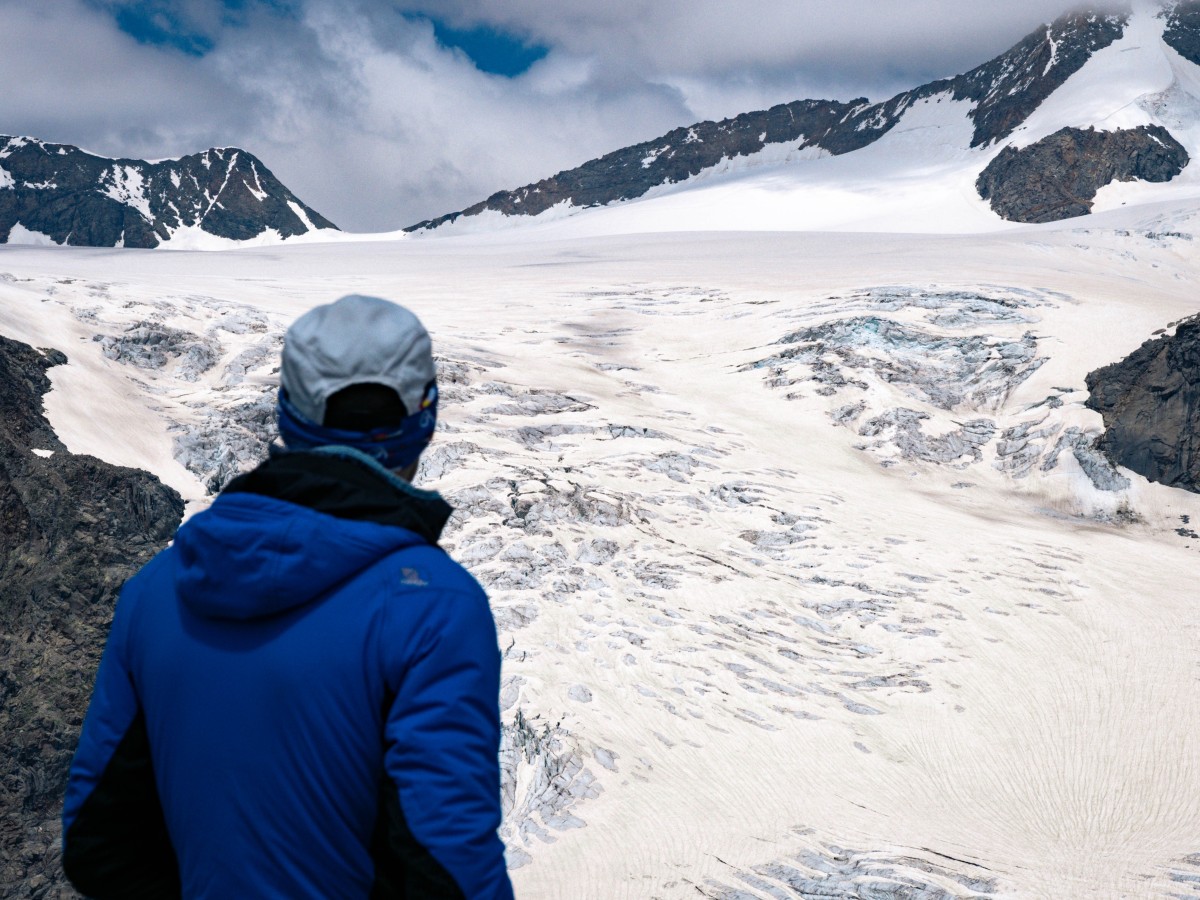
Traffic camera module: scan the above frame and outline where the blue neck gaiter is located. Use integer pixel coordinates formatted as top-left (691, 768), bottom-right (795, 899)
top-left (276, 386), bottom-right (437, 471)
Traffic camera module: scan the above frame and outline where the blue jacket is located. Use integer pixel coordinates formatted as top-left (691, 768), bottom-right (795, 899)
top-left (62, 448), bottom-right (514, 899)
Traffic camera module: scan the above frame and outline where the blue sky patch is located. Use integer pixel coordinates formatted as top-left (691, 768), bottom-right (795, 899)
top-left (102, 0), bottom-right (295, 56)
top-left (426, 18), bottom-right (548, 77)
top-left (103, 3), bottom-right (544, 74)
top-left (111, 3), bottom-right (215, 56)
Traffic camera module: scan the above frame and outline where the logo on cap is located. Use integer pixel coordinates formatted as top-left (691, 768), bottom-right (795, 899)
top-left (421, 383), bottom-right (438, 410)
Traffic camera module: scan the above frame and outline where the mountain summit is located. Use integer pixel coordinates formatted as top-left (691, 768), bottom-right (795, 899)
top-left (0, 139), bottom-right (337, 248)
top-left (408, 1), bottom-right (1200, 236)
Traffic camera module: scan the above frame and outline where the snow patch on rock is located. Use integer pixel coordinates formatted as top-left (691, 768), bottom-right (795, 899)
top-left (6, 223), bottom-right (60, 246)
top-left (102, 165), bottom-right (152, 220)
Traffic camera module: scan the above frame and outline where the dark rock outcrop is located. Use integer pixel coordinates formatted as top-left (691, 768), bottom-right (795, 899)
top-left (1085, 318), bottom-right (1200, 492)
top-left (0, 335), bottom-right (184, 897)
top-left (951, 11), bottom-right (1127, 148)
top-left (408, 11), bottom-right (1127, 231)
top-left (976, 125), bottom-right (1189, 223)
top-left (0, 137), bottom-right (337, 248)
top-left (1164, 0), bottom-right (1200, 65)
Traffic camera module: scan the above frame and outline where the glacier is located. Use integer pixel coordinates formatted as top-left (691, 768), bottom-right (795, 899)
top-left (2, 193), bottom-right (1200, 897)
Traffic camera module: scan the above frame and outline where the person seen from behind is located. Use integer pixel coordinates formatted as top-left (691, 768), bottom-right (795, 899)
top-left (62, 295), bottom-right (514, 899)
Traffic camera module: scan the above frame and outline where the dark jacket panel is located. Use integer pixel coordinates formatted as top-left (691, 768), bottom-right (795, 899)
top-left (62, 713), bottom-right (180, 899)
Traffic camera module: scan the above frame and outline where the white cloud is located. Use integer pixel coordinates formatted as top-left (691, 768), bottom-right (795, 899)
top-left (0, 0), bottom-right (1106, 231)
top-left (391, 0), bottom-right (1127, 92)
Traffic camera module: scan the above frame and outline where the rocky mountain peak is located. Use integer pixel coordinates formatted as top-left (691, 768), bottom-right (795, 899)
top-left (949, 9), bottom-right (1129, 147)
top-left (1163, 0), bottom-right (1200, 61)
top-left (0, 137), bottom-right (337, 248)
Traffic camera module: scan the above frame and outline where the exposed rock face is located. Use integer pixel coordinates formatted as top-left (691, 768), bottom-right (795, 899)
top-left (977, 125), bottom-right (1190, 223)
top-left (0, 137), bottom-right (337, 248)
top-left (0, 335), bottom-right (183, 897)
top-left (408, 11), bottom-right (1127, 231)
top-left (1086, 319), bottom-right (1200, 492)
top-left (1164, 0), bottom-right (1200, 64)
top-left (952, 11), bottom-right (1127, 148)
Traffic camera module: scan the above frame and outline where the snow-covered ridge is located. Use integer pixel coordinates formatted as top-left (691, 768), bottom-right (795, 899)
top-left (410, 3), bottom-right (1200, 238)
top-left (0, 137), bottom-right (338, 249)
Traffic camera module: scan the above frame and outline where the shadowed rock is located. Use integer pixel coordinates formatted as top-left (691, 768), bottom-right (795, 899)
top-left (0, 334), bottom-right (183, 897)
top-left (1086, 319), bottom-right (1200, 492)
top-left (1165, 0), bottom-right (1200, 64)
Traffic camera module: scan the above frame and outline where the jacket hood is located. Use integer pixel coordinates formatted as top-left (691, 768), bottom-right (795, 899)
top-left (173, 494), bottom-right (421, 620)
top-left (173, 448), bottom-right (452, 621)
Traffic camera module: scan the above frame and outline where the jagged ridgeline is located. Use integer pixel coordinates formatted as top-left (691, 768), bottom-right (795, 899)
top-left (0, 335), bottom-right (183, 896)
top-left (408, 10), bottom-right (1130, 230)
top-left (0, 138), bottom-right (337, 248)
top-left (1164, 0), bottom-right (1200, 62)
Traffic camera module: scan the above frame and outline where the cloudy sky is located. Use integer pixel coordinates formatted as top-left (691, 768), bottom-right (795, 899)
top-left (0, 0), bottom-right (1100, 232)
